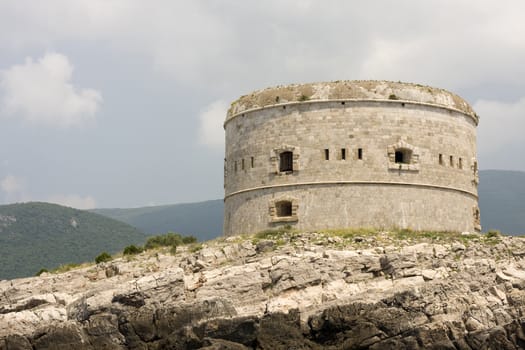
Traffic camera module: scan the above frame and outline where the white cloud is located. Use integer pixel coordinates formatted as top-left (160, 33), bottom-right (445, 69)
top-left (475, 97), bottom-right (525, 169)
top-left (0, 52), bottom-right (102, 127)
top-left (0, 175), bottom-right (28, 203)
top-left (1, 175), bottom-right (23, 196)
top-left (198, 100), bottom-right (227, 149)
top-left (47, 194), bottom-right (97, 210)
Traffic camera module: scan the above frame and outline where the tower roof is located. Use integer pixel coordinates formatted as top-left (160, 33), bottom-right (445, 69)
top-left (227, 80), bottom-right (476, 122)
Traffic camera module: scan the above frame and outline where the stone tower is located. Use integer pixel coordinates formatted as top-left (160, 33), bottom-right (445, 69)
top-left (223, 81), bottom-right (480, 236)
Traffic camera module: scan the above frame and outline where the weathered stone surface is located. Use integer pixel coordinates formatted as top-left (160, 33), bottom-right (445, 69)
top-left (1, 233), bottom-right (525, 348)
top-left (224, 80), bottom-right (480, 236)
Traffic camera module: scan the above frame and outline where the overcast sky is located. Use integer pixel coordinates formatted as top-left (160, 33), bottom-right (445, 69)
top-left (0, 1), bottom-right (524, 209)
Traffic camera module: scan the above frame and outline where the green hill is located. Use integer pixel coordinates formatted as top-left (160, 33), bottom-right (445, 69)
top-left (0, 202), bottom-right (146, 280)
top-left (479, 170), bottom-right (525, 234)
top-left (91, 199), bottom-right (223, 241)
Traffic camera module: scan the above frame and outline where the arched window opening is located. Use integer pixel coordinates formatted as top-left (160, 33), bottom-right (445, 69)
top-left (395, 149), bottom-right (412, 164)
top-left (279, 151), bottom-right (293, 172)
top-left (387, 141), bottom-right (419, 171)
top-left (276, 201), bottom-right (292, 217)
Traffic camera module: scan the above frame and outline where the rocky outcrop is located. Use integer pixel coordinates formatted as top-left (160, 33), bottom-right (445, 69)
top-left (2, 231), bottom-right (525, 349)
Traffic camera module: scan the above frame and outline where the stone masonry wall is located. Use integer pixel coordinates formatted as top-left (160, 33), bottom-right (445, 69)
top-left (224, 81), bottom-right (479, 235)
top-left (225, 184), bottom-right (477, 235)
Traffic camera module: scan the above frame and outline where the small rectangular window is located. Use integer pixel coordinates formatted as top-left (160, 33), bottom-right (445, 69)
top-left (251, 157), bottom-right (254, 168)
top-left (280, 151), bottom-right (293, 172)
top-left (324, 149), bottom-right (329, 160)
top-left (241, 159), bottom-right (245, 170)
top-left (358, 148), bottom-right (363, 160)
top-left (234, 161), bottom-right (238, 172)
top-left (341, 148), bottom-right (346, 160)
top-left (439, 154), bottom-right (443, 165)
top-left (449, 155), bottom-right (453, 167)
top-left (276, 200), bottom-right (292, 217)
top-left (459, 157), bottom-right (463, 169)
top-left (395, 151), bottom-right (404, 164)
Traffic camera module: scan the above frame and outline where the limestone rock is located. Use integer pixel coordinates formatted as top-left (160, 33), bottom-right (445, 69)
top-left (1, 233), bottom-right (525, 348)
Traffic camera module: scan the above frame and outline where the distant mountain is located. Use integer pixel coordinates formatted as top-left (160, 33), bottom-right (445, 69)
top-left (0, 202), bottom-right (146, 280)
top-left (93, 171), bottom-right (525, 237)
top-left (479, 170), bottom-right (525, 234)
top-left (91, 199), bottom-right (223, 241)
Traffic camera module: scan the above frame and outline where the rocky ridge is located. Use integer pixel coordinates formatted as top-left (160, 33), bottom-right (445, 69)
top-left (2, 230), bottom-right (525, 349)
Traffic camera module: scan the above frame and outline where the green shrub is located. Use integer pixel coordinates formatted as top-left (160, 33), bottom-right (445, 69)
top-left (392, 228), bottom-right (414, 240)
top-left (321, 227), bottom-right (377, 239)
top-left (95, 252), bottom-right (112, 264)
top-left (145, 232), bottom-right (183, 250)
top-left (52, 263), bottom-right (81, 273)
top-left (255, 229), bottom-right (280, 240)
top-left (36, 268), bottom-right (48, 276)
top-left (182, 235), bottom-right (197, 244)
top-left (486, 229), bottom-right (501, 238)
top-left (123, 244), bottom-right (143, 255)
top-left (189, 243), bottom-right (203, 253)
top-left (255, 227), bottom-right (291, 240)
top-left (144, 232), bottom-right (199, 254)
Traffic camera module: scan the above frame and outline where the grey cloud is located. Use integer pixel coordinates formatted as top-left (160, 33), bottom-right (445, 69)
top-left (0, 1), bottom-right (524, 207)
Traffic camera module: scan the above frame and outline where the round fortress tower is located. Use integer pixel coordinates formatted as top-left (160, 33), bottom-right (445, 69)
top-left (223, 81), bottom-right (480, 236)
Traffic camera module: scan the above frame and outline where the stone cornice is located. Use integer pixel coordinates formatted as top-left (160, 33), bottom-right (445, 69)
top-left (224, 180), bottom-right (478, 200)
